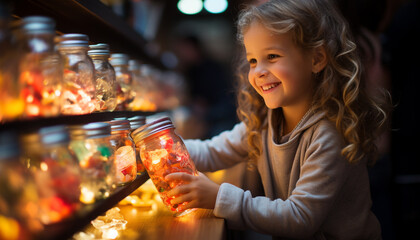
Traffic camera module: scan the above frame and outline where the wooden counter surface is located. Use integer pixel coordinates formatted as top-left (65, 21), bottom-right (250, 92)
top-left (74, 180), bottom-right (226, 240)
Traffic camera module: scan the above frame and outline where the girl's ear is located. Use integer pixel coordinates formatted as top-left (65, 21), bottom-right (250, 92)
top-left (312, 46), bottom-right (327, 73)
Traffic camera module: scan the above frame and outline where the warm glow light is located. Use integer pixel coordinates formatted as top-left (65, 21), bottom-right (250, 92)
top-left (102, 228), bottom-right (119, 239)
top-left (40, 162), bottom-right (48, 171)
top-left (204, 0), bottom-right (228, 14)
top-left (80, 186), bottom-right (95, 204)
top-left (177, 0), bottom-right (203, 15)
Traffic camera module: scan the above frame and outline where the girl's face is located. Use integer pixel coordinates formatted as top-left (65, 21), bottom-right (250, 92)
top-left (244, 21), bottom-right (315, 110)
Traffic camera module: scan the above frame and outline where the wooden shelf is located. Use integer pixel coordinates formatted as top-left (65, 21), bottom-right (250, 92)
top-left (33, 173), bottom-right (150, 240)
top-left (10, 0), bottom-right (163, 68)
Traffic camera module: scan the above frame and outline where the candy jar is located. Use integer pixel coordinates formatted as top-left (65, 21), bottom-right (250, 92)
top-left (131, 117), bottom-right (198, 215)
top-left (57, 33), bottom-right (96, 115)
top-left (109, 53), bottom-right (133, 111)
top-left (0, 6), bottom-right (24, 122)
top-left (128, 115), bottom-right (146, 174)
top-left (20, 125), bottom-right (81, 225)
top-left (88, 43), bottom-right (117, 112)
top-left (0, 131), bottom-right (36, 238)
top-left (109, 119), bottom-right (137, 185)
top-left (68, 122), bottom-right (116, 204)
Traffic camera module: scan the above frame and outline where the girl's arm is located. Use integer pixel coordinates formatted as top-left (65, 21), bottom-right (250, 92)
top-left (184, 122), bottom-right (249, 172)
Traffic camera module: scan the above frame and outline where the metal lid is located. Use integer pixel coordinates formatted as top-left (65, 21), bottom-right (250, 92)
top-left (57, 33), bottom-right (89, 48)
top-left (128, 115), bottom-right (146, 130)
top-left (69, 122), bottom-right (111, 139)
top-left (39, 125), bottom-right (70, 145)
top-left (88, 43), bottom-right (110, 56)
top-left (0, 131), bottom-right (20, 160)
top-left (128, 59), bottom-right (141, 71)
top-left (131, 117), bottom-right (174, 144)
top-left (19, 16), bottom-right (55, 34)
top-left (110, 53), bottom-right (129, 66)
top-left (109, 119), bottom-right (131, 132)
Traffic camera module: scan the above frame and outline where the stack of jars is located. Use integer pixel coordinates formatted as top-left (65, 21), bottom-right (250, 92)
top-left (0, 115), bottom-right (153, 237)
top-left (0, 14), bottom-right (162, 122)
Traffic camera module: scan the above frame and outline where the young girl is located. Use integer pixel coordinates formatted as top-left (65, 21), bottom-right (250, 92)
top-left (166, 0), bottom-right (387, 239)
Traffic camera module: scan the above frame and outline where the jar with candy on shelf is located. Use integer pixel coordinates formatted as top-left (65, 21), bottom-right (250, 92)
top-left (131, 117), bottom-right (198, 216)
top-left (13, 16), bottom-right (63, 118)
top-left (0, 131), bottom-right (37, 238)
top-left (128, 115), bottom-right (146, 174)
top-left (0, 5), bottom-right (24, 122)
top-left (88, 43), bottom-right (117, 112)
top-left (68, 122), bottom-right (116, 204)
top-left (57, 33), bottom-right (96, 115)
top-left (110, 53), bottom-right (134, 111)
top-left (19, 125), bottom-right (82, 226)
top-left (109, 119), bottom-right (137, 186)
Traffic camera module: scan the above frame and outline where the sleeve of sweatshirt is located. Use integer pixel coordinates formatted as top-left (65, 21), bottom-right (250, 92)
top-left (184, 122), bottom-right (249, 172)
top-left (213, 122), bottom-right (351, 238)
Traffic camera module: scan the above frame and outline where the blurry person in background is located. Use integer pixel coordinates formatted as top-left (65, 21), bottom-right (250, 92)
top-left (174, 34), bottom-right (237, 140)
top-left (335, 0), bottom-right (394, 238)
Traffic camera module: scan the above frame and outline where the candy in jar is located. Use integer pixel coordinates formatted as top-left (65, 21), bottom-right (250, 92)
top-left (109, 119), bottom-right (137, 186)
top-left (128, 115), bottom-right (146, 174)
top-left (20, 125), bottom-right (82, 225)
top-left (14, 16), bottom-right (63, 118)
top-left (68, 122), bottom-right (116, 204)
top-left (109, 53), bottom-right (133, 111)
top-left (57, 33), bottom-right (96, 115)
top-left (88, 43), bottom-right (117, 112)
top-left (131, 117), bottom-right (198, 215)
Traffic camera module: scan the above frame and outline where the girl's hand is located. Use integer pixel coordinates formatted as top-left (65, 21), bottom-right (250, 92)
top-left (165, 172), bottom-right (220, 211)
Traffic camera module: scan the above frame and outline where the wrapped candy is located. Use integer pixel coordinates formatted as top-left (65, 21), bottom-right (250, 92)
top-left (109, 120), bottom-right (137, 186)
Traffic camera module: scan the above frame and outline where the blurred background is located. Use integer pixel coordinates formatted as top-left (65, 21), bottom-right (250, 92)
top-left (1, 0), bottom-right (419, 239)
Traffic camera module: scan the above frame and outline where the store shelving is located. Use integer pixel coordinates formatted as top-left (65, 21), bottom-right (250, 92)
top-left (11, 0), bottom-right (163, 68)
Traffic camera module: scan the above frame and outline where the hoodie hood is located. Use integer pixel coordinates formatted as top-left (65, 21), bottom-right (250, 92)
top-left (268, 108), bottom-right (327, 143)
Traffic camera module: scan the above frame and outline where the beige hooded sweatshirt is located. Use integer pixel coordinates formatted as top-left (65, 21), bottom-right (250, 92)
top-left (184, 108), bottom-right (381, 240)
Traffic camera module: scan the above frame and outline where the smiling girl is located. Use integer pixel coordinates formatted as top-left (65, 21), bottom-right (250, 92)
top-left (165, 0), bottom-right (388, 239)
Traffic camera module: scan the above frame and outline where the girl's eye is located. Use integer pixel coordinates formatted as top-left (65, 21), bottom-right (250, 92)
top-left (248, 58), bottom-right (257, 65)
top-left (268, 54), bottom-right (279, 60)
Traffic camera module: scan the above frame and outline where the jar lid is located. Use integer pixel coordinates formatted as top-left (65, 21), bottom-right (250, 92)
top-left (39, 125), bottom-right (70, 145)
top-left (128, 59), bottom-right (141, 71)
top-left (69, 122), bottom-right (111, 139)
top-left (131, 117), bottom-right (174, 144)
top-left (19, 16), bottom-right (55, 34)
top-left (0, 131), bottom-right (20, 160)
top-left (110, 53), bottom-right (129, 66)
top-left (128, 115), bottom-right (146, 130)
top-left (109, 119), bottom-right (131, 132)
top-left (88, 43), bottom-right (110, 56)
top-left (57, 33), bottom-right (89, 48)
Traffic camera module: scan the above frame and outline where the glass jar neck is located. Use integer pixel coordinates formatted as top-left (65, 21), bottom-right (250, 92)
top-left (90, 55), bottom-right (110, 61)
top-left (58, 46), bottom-right (89, 55)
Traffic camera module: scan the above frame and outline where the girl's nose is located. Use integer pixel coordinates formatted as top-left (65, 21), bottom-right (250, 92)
top-left (255, 65), bottom-right (268, 78)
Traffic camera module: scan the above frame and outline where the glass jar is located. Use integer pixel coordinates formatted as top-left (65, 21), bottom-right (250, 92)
top-left (88, 43), bottom-right (117, 112)
top-left (15, 16), bottom-right (63, 118)
top-left (68, 122), bottom-right (116, 204)
top-left (128, 115), bottom-right (146, 174)
top-left (109, 119), bottom-right (137, 186)
top-left (57, 33), bottom-right (96, 115)
top-left (132, 117), bottom-right (198, 215)
top-left (0, 131), bottom-right (36, 237)
top-left (20, 125), bottom-right (81, 225)
top-left (109, 53), bottom-right (133, 111)
top-left (0, 6), bottom-right (24, 122)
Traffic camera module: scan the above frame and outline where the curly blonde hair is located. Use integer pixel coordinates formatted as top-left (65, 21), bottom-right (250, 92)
top-left (236, 0), bottom-right (389, 165)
